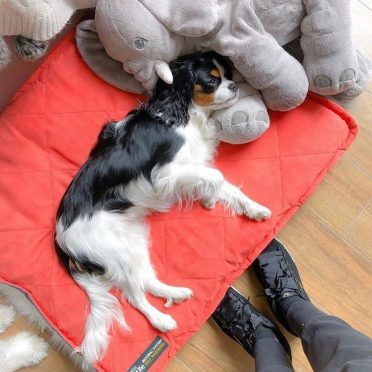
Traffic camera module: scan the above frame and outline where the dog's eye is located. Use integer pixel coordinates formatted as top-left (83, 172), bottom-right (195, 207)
top-left (208, 78), bottom-right (219, 87)
top-left (133, 37), bottom-right (148, 50)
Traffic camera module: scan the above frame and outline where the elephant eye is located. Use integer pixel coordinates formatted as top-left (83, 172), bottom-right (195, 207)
top-left (133, 37), bottom-right (148, 50)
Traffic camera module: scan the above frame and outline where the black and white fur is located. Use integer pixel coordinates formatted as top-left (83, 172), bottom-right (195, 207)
top-left (55, 52), bottom-right (271, 365)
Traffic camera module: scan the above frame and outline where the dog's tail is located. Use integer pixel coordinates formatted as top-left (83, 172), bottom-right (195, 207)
top-left (73, 273), bottom-right (129, 365)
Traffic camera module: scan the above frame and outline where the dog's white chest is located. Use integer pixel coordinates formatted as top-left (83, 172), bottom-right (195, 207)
top-left (175, 109), bottom-right (218, 166)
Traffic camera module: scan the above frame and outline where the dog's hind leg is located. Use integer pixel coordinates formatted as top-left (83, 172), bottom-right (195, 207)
top-left (145, 279), bottom-right (193, 308)
top-left (141, 260), bottom-right (193, 307)
top-left (122, 278), bottom-right (177, 332)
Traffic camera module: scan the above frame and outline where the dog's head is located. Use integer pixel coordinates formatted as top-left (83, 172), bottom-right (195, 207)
top-left (147, 52), bottom-right (238, 125)
top-left (190, 52), bottom-right (238, 110)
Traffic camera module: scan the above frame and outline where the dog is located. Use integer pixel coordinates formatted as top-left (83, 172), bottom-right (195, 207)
top-left (55, 51), bottom-right (271, 365)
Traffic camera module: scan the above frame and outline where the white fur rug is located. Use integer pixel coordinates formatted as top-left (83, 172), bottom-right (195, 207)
top-left (0, 302), bottom-right (48, 371)
top-left (0, 283), bottom-right (94, 371)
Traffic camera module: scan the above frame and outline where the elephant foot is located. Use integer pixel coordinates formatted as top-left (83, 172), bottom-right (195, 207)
top-left (212, 85), bottom-right (270, 144)
top-left (260, 58), bottom-right (308, 112)
top-left (334, 49), bottom-right (372, 101)
top-left (304, 46), bottom-right (359, 96)
top-left (15, 36), bottom-right (48, 61)
top-left (0, 37), bottom-right (11, 70)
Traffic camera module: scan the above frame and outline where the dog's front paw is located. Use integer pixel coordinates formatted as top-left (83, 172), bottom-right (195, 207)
top-left (164, 287), bottom-right (193, 308)
top-left (244, 203), bottom-right (271, 221)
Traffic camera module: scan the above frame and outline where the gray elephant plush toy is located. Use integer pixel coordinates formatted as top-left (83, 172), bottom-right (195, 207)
top-left (76, 0), bottom-right (372, 144)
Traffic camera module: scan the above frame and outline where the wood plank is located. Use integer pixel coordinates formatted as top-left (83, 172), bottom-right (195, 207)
top-left (171, 339), bottom-right (229, 372)
top-left (352, 0), bottom-right (372, 57)
top-left (357, 0), bottom-right (372, 12)
top-left (342, 91), bottom-right (372, 176)
top-left (303, 157), bottom-right (372, 236)
top-left (342, 90), bottom-right (372, 134)
top-left (278, 209), bottom-right (372, 335)
top-left (168, 356), bottom-right (193, 372)
top-left (344, 201), bottom-right (372, 259)
top-left (345, 126), bottom-right (372, 178)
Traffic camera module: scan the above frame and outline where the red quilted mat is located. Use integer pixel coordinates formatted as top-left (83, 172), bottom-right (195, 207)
top-left (0, 33), bottom-right (357, 371)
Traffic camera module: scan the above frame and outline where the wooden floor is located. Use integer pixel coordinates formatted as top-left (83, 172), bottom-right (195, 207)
top-left (1, 1), bottom-right (371, 371)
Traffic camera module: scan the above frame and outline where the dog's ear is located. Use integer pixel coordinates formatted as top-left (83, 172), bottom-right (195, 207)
top-left (147, 59), bottom-right (196, 126)
top-left (215, 54), bottom-right (234, 80)
top-left (204, 51), bottom-right (234, 80)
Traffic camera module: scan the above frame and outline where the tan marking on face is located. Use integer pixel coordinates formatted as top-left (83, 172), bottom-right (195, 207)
top-left (210, 69), bottom-right (220, 78)
top-left (193, 84), bottom-right (215, 106)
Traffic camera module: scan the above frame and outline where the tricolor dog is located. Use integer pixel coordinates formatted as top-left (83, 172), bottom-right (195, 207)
top-left (55, 52), bottom-right (271, 364)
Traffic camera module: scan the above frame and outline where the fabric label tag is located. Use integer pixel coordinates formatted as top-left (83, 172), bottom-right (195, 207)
top-left (128, 336), bottom-right (168, 372)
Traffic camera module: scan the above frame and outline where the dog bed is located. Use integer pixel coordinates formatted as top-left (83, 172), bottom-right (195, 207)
top-left (0, 32), bottom-right (357, 372)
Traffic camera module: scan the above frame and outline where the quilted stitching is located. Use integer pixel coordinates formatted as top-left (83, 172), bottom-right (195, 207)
top-left (0, 32), bottom-right (357, 372)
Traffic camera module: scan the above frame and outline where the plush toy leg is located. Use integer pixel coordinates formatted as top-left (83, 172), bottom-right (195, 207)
top-left (211, 1), bottom-right (308, 112)
top-left (0, 37), bottom-right (11, 70)
top-left (15, 36), bottom-right (48, 61)
top-left (301, 0), bottom-right (358, 95)
top-left (334, 49), bottom-right (372, 101)
top-left (76, 20), bottom-right (144, 94)
top-left (212, 76), bottom-right (270, 144)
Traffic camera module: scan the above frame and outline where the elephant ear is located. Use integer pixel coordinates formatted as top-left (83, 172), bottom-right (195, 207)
top-left (138, 0), bottom-right (219, 36)
top-left (76, 20), bottom-right (144, 94)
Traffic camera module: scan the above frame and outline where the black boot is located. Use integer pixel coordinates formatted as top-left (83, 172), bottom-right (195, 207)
top-left (212, 287), bottom-right (291, 359)
top-left (253, 238), bottom-right (310, 336)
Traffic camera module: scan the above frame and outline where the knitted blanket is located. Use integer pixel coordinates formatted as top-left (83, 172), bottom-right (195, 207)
top-left (0, 0), bottom-right (96, 40)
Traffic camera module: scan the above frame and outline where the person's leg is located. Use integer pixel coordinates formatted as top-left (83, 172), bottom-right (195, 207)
top-left (287, 299), bottom-right (372, 372)
top-left (254, 239), bottom-right (372, 372)
top-left (254, 336), bottom-right (294, 372)
top-left (212, 287), bottom-right (293, 372)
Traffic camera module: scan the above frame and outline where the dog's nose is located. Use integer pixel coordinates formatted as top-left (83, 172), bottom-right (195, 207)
top-left (228, 82), bottom-right (238, 92)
